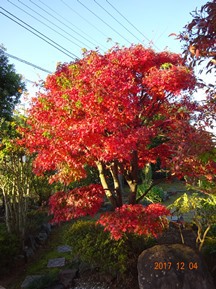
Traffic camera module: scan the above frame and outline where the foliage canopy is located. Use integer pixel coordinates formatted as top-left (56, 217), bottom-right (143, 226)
top-left (0, 47), bottom-right (25, 120)
top-left (21, 45), bottom-right (216, 238)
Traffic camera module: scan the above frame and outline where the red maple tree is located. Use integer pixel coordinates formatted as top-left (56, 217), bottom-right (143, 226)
top-left (21, 45), bottom-right (215, 239)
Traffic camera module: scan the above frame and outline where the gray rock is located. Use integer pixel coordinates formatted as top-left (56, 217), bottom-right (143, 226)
top-left (21, 275), bottom-right (43, 289)
top-left (57, 245), bottom-right (72, 253)
top-left (137, 244), bottom-right (215, 289)
top-left (37, 232), bottom-right (48, 244)
top-left (47, 257), bottom-right (65, 268)
top-left (167, 215), bottom-right (178, 222)
top-left (0, 286), bottom-right (6, 289)
top-left (59, 269), bottom-right (78, 288)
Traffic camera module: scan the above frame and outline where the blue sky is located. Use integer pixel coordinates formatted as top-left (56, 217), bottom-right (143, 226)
top-left (0, 0), bottom-right (211, 96)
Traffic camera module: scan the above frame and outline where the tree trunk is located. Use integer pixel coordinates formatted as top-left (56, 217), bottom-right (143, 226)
top-left (123, 151), bottom-right (139, 205)
top-left (127, 181), bottom-right (137, 204)
top-left (110, 161), bottom-right (122, 207)
top-left (2, 191), bottom-right (12, 234)
top-left (96, 161), bottom-right (118, 209)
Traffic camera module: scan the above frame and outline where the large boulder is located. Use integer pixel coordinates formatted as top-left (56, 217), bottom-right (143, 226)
top-left (137, 244), bottom-right (215, 289)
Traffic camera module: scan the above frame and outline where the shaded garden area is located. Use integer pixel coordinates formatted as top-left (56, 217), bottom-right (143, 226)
top-left (0, 179), bottom-right (216, 289)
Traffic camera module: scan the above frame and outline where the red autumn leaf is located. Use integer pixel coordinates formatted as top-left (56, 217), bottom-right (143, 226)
top-left (97, 204), bottom-right (170, 240)
top-left (18, 44), bottom-right (215, 238)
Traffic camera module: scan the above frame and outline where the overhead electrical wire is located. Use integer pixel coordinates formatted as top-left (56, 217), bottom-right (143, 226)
top-left (24, 0), bottom-right (93, 49)
top-left (8, 0), bottom-right (90, 50)
top-left (60, 0), bottom-right (110, 42)
top-left (25, 79), bottom-right (36, 83)
top-left (1, 0), bottom-right (162, 65)
top-left (93, 0), bottom-right (142, 43)
top-left (5, 52), bottom-right (52, 74)
top-left (105, 0), bottom-right (160, 51)
top-left (77, 0), bottom-right (131, 45)
top-left (38, 0), bottom-right (106, 51)
top-left (0, 7), bottom-right (79, 60)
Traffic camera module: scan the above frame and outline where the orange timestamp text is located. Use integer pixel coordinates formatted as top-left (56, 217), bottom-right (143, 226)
top-left (154, 261), bottom-right (198, 270)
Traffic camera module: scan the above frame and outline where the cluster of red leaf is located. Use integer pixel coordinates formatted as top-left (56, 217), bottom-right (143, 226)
top-left (159, 99), bottom-right (216, 181)
top-left (19, 44), bottom-right (215, 238)
top-left (49, 184), bottom-right (105, 223)
top-left (97, 203), bottom-right (170, 240)
top-left (21, 45), bottom-right (199, 184)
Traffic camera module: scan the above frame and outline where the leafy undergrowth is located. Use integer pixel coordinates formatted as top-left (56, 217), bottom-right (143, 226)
top-left (26, 224), bottom-right (73, 276)
top-left (0, 222), bottom-right (73, 289)
top-left (1, 180), bottom-right (215, 289)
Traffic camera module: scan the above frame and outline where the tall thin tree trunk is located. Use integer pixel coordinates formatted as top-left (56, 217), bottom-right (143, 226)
top-left (110, 161), bottom-right (122, 207)
top-left (2, 189), bottom-right (12, 234)
top-left (96, 161), bottom-right (118, 209)
top-left (125, 151), bottom-right (139, 205)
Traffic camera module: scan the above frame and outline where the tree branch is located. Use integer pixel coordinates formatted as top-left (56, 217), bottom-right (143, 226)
top-left (136, 179), bottom-right (163, 203)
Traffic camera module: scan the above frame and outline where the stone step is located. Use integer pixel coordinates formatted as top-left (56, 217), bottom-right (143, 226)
top-left (21, 275), bottom-right (43, 289)
top-left (47, 257), bottom-right (65, 268)
top-left (57, 245), bottom-right (72, 253)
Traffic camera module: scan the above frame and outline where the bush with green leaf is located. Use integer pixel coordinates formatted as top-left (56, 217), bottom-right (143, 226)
top-left (136, 164), bottom-right (165, 204)
top-left (168, 193), bottom-right (216, 251)
top-left (137, 183), bottom-right (165, 204)
top-left (65, 220), bottom-right (156, 277)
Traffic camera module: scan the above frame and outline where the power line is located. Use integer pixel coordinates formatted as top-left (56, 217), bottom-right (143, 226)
top-left (24, 0), bottom-right (92, 49)
top-left (25, 78), bottom-right (36, 84)
top-left (9, 0), bottom-right (90, 50)
top-left (60, 0), bottom-right (110, 43)
top-left (0, 7), bottom-right (79, 59)
top-left (105, 0), bottom-right (160, 51)
top-left (77, 0), bottom-right (131, 45)
top-left (94, 0), bottom-right (142, 43)
top-left (38, 0), bottom-right (106, 51)
top-left (5, 52), bottom-right (52, 74)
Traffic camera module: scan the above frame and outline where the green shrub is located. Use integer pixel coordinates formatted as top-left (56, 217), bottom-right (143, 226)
top-left (0, 224), bottom-right (20, 275)
top-left (65, 220), bottom-right (156, 277)
top-left (138, 184), bottom-right (165, 204)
